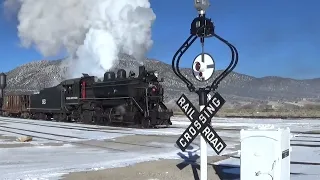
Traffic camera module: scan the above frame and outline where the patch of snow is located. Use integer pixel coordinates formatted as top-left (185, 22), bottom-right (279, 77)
top-left (0, 140), bottom-right (238, 180)
top-left (2, 116), bottom-right (320, 179)
top-left (0, 145), bottom-right (182, 180)
top-left (148, 142), bottom-right (175, 148)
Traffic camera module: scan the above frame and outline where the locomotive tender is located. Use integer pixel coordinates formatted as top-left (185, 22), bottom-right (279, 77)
top-left (0, 66), bottom-right (173, 128)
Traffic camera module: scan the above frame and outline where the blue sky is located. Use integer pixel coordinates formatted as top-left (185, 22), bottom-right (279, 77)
top-left (0, 0), bottom-right (319, 79)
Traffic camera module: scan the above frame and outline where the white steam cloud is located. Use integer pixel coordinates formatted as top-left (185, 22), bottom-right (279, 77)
top-left (3, 0), bottom-right (156, 78)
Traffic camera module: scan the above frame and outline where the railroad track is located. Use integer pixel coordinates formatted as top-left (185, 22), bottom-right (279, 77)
top-left (0, 126), bottom-right (125, 152)
top-left (1, 117), bottom-right (135, 130)
top-left (0, 117), bottom-right (182, 137)
top-left (0, 117), bottom-right (245, 161)
top-left (0, 114), bottom-right (174, 129)
top-left (0, 118), bottom-right (140, 134)
top-left (1, 116), bottom-right (184, 131)
top-left (0, 120), bottom-right (175, 152)
top-left (0, 117), bottom-right (246, 147)
top-left (0, 117), bottom-right (244, 149)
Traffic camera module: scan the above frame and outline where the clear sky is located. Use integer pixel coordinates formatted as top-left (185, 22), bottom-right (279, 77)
top-left (0, 0), bottom-right (319, 79)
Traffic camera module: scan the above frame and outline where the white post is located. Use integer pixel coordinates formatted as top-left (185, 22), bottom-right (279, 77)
top-left (200, 105), bottom-right (207, 180)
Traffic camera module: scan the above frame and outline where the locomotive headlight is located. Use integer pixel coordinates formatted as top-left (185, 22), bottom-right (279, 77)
top-left (154, 71), bottom-right (159, 78)
top-left (152, 87), bottom-right (157, 92)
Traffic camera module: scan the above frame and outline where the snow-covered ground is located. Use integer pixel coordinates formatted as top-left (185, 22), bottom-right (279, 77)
top-left (0, 116), bottom-right (319, 179)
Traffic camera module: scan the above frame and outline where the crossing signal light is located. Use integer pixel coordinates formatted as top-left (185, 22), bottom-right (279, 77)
top-left (192, 53), bottom-right (215, 82)
top-left (195, 62), bottom-right (201, 71)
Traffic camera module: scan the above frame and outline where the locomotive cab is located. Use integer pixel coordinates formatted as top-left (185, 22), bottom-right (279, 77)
top-left (61, 78), bottom-right (82, 104)
top-left (61, 75), bottom-right (95, 103)
top-left (138, 66), bottom-right (164, 83)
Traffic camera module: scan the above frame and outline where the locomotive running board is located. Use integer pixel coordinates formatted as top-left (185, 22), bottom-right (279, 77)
top-left (80, 97), bottom-right (144, 113)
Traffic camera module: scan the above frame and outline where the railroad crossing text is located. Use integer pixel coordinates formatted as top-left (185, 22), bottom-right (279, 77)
top-left (175, 92), bottom-right (227, 154)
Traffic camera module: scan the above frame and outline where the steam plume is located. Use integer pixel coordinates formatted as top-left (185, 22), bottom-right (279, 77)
top-left (3, 0), bottom-right (156, 78)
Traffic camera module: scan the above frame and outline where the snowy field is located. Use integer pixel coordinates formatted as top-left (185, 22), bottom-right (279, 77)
top-left (0, 116), bottom-right (319, 179)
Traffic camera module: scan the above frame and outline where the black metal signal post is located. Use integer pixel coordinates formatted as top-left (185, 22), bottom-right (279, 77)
top-left (172, 1), bottom-right (238, 180)
top-left (172, 13), bottom-right (238, 103)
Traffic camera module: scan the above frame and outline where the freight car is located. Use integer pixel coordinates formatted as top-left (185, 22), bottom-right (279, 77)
top-left (1, 94), bottom-right (30, 118)
top-left (0, 66), bottom-right (173, 128)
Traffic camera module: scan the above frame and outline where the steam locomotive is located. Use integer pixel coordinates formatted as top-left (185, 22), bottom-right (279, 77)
top-left (0, 66), bottom-right (173, 128)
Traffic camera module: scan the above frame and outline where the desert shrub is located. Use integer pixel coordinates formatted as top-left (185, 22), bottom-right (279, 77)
top-left (302, 104), bottom-right (320, 110)
top-left (239, 103), bottom-right (256, 110)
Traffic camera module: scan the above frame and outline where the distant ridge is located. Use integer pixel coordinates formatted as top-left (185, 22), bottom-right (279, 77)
top-left (3, 54), bottom-right (320, 109)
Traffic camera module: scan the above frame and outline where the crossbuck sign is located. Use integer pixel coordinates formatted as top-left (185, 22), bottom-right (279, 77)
top-left (176, 92), bottom-right (227, 155)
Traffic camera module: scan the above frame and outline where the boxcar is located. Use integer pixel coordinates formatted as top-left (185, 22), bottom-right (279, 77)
top-left (2, 94), bottom-right (30, 118)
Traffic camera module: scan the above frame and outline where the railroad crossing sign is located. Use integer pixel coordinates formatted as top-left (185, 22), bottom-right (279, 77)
top-left (171, 1), bottom-right (238, 179)
top-left (175, 93), bottom-right (227, 154)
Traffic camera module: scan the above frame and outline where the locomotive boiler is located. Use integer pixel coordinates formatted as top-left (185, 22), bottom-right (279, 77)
top-left (79, 65), bottom-right (172, 127)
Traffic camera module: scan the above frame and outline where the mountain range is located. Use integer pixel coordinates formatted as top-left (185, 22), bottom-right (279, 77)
top-left (3, 54), bottom-right (320, 109)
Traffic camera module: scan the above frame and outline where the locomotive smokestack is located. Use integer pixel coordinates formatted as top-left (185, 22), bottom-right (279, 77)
top-left (0, 73), bottom-right (7, 99)
top-left (139, 66), bottom-right (146, 77)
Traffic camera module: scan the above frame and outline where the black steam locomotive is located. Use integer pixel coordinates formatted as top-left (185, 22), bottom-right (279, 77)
top-left (0, 66), bottom-right (173, 128)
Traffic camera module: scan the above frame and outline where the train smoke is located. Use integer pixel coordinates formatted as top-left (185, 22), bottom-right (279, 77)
top-left (3, 0), bottom-right (156, 78)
